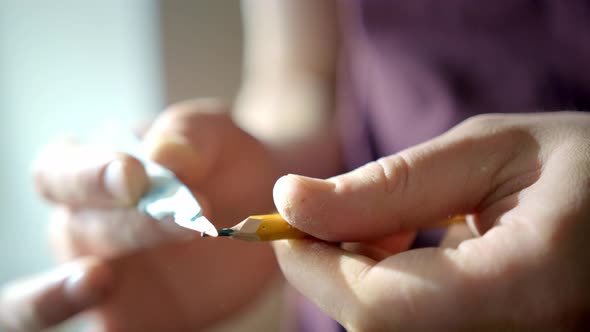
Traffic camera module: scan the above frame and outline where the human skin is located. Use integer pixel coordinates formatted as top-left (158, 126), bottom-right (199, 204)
top-left (273, 112), bottom-right (590, 331)
top-left (0, 1), bottom-right (341, 330)
top-left (11, 1), bottom-right (590, 331)
top-left (0, 102), bottom-right (281, 331)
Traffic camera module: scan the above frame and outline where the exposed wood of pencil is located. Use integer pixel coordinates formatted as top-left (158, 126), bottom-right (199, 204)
top-left (215, 213), bottom-right (466, 242)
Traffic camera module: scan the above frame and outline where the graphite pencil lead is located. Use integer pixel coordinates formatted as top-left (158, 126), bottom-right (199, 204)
top-left (217, 228), bottom-right (235, 237)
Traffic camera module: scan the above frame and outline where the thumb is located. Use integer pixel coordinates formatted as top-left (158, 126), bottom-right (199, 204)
top-left (142, 99), bottom-right (230, 187)
top-left (273, 116), bottom-right (539, 241)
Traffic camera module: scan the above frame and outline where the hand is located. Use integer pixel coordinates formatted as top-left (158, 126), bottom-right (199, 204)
top-left (272, 112), bottom-right (590, 331)
top-left (0, 99), bottom-right (280, 331)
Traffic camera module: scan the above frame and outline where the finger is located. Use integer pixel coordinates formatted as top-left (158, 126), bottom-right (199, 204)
top-left (0, 258), bottom-right (113, 332)
top-left (341, 230), bottom-right (416, 260)
top-left (142, 99), bottom-right (230, 187)
top-left (89, 233), bottom-right (278, 331)
top-left (274, 115), bottom-right (540, 241)
top-left (273, 239), bottom-right (473, 331)
top-left (439, 222), bottom-right (476, 248)
top-left (49, 206), bottom-right (195, 261)
top-left (34, 142), bottom-right (148, 207)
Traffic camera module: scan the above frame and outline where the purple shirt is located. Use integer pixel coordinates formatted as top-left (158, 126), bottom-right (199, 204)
top-left (337, 0), bottom-right (590, 169)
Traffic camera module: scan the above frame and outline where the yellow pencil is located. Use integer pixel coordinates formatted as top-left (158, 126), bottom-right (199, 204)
top-left (207, 213), bottom-right (466, 242)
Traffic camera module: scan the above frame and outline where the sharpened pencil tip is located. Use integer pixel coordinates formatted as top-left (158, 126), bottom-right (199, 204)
top-left (217, 228), bottom-right (234, 237)
top-left (202, 228), bottom-right (233, 237)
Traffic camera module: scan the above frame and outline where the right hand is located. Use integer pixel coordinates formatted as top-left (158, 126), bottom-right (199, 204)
top-left (0, 99), bottom-right (281, 332)
top-left (272, 112), bottom-right (590, 331)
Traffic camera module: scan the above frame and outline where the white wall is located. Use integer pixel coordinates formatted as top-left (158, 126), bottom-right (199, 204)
top-left (159, 0), bottom-right (242, 103)
top-left (0, 0), bottom-right (163, 282)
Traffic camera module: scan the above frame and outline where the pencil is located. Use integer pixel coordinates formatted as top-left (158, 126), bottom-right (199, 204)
top-left (205, 213), bottom-right (466, 242)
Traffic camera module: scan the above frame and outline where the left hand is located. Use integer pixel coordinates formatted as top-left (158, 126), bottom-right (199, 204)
top-left (272, 112), bottom-right (590, 331)
top-left (0, 100), bottom-right (281, 332)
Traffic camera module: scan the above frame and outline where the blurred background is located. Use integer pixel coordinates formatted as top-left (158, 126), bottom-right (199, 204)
top-left (0, 1), bottom-right (242, 329)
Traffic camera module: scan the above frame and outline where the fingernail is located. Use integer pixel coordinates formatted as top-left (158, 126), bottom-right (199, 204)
top-left (287, 174), bottom-right (335, 191)
top-left (104, 158), bottom-right (147, 205)
top-left (63, 262), bottom-right (112, 309)
top-left (273, 175), bottom-right (334, 217)
top-left (273, 176), bottom-right (296, 215)
top-left (144, 135), bottom-right (203, 178)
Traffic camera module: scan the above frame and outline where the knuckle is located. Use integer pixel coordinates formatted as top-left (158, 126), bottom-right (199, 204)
top-left (376, 155), bottom-right (410, 196)
top-left (455, 113), bottom-right (509, 135)
top-left (464, 113), bottom-right (503, 126)
top-left (349, 155), bottom-right (410, 197)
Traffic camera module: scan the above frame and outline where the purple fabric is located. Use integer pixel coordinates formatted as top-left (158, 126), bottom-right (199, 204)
top-left (295, 295), bottom-right (342, 332)
top-left (337, 0), bottom-right (590, 169)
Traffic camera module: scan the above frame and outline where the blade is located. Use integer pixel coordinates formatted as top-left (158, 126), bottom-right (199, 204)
top-left (137, 160), bottom-right (218, 237)
top-left (176, 215), bottom-right (218, 237)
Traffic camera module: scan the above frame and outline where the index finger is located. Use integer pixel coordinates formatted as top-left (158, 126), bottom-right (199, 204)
top-left (34, 141), bottom-right (148, 208)
top-left (273, 239), bottom-right (474, 331)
